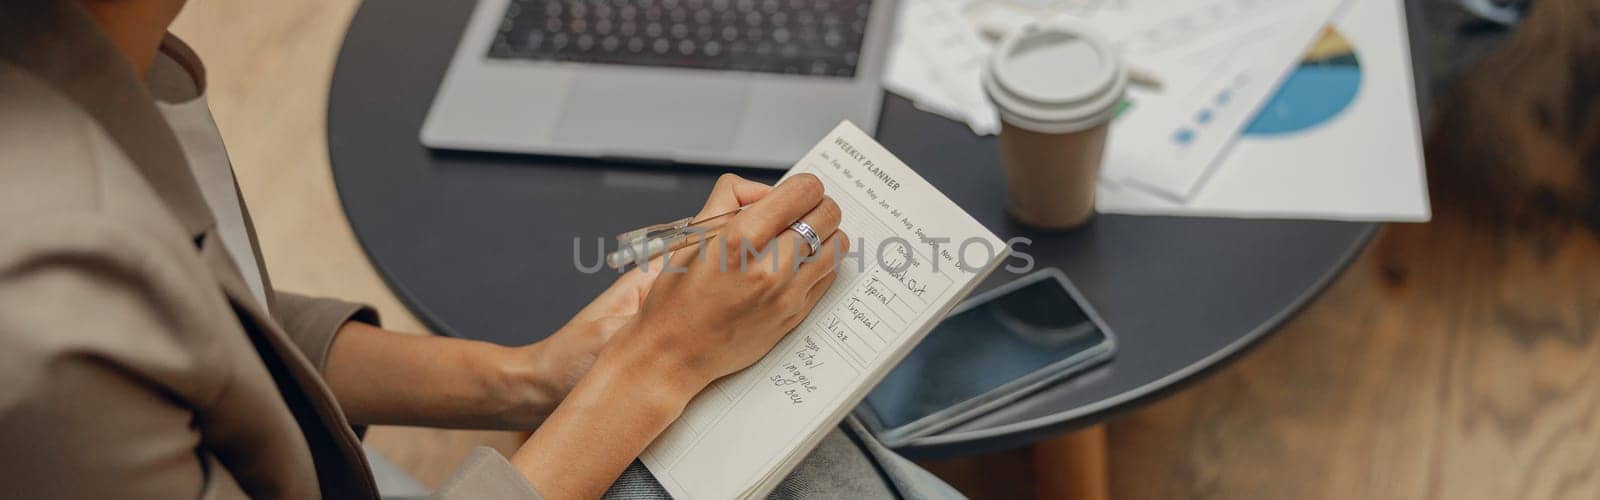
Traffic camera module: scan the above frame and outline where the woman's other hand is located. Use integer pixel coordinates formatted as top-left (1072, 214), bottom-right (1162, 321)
top-left (512, 173), bottom-right (847, 498)
top-left (608, 172), bottom-right (849, 395)
top-left (507, 174), bottom-right (779, 421)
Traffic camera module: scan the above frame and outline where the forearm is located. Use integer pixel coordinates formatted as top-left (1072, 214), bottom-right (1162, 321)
top-left (323, 322), bottom-right (567, 429)
top-left (510, 336), bottom-right (705, 498)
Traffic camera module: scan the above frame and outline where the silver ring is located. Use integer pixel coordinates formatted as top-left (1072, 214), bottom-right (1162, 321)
top-left (788, 221), bottom-right (822, 256)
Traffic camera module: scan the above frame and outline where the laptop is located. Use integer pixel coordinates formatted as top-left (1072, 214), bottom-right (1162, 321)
top-left (422, 0), bottom-right (898, 169)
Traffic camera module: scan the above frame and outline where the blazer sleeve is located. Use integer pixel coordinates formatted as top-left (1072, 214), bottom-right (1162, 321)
top-left (270, 291), bottom-right (381, 373)
top-left (270, 295), bottom-right (546, 499)
top-left (0, 216), bottom-right (313, 498)
top-left (430, 447), bottom-right (546, 500)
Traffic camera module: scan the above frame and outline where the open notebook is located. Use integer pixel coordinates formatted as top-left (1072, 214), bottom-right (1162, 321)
top-left (640, 121), bottom-right (1007, 499)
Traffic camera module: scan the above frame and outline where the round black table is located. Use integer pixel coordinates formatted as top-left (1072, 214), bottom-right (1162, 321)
top-left (329, 0), bottom-right (1381, 459)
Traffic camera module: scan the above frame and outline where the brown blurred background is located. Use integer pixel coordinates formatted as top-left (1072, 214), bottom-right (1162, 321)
top-left (171, 0), bottom-right (1598, 497)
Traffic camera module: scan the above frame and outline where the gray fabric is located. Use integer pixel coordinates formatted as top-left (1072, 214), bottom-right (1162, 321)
top-left (842, 417), bottom-right (965, 500)
top-left (602, 463), bottom-right (673, 499)
top-left (768, 422), bottom-right (897, 500)
top-left (369, 448), bottom-right (431, 500)
top-left (601, 416), bottom-right (963, 499)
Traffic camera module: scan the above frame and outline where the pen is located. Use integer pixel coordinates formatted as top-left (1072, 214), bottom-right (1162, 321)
top-left (605, 206), bottom-right (745, 269)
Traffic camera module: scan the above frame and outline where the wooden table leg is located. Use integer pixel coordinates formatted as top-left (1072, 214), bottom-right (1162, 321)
top-left (1033, 424), bottom-right (1109, 500)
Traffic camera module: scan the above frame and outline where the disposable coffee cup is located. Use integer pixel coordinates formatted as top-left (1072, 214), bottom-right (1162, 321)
top-left (983, 19), bottom-right (1128, 230)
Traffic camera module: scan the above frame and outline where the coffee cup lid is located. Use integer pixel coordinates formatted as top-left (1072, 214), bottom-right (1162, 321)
top-left (983, 18), bottom-right (1128, 134)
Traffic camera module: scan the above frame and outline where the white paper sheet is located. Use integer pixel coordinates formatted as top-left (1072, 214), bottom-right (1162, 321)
top-left (885, 0), bottom-right (1000, 134)
top-left (1097, 0), bottom-right (1350, 200)
top-left (1095, 0), bottom-right (1430, 221)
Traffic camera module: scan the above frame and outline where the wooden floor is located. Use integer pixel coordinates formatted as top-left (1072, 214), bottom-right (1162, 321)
top-left (173, 0), bottom-right (1599, 497)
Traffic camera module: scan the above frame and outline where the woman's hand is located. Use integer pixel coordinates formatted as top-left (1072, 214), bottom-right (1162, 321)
top-left (511, 173), bottom-right (848, 498)
top-left (607, 172), bottom-right (848, 394)
top-left (502, 174), bottom-right (781, 418)
top-left (505, 265), bottom-right (659, 422)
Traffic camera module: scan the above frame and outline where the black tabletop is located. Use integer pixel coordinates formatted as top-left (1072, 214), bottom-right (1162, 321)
top-left (329, 0), bottom-right (1394, 459)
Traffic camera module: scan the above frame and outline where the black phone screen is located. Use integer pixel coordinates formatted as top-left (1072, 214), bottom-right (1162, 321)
top-left (863, 273), bottom-right (1113, 432)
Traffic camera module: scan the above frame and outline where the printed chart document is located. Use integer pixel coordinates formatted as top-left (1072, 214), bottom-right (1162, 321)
top-left (1095, 0), bottom-right (1351, 199)
top-left (1094, 0), bottom-right (1430, 221)
top-left (640, 121), bottom-right (1007, 499)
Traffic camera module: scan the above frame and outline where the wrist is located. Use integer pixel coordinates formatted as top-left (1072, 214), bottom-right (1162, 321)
top-left (598, 321), bottom-right (713, 407)
top-left (587, 350), bottom-right (699, 421)
top-left (509, 340), bottom-right (698, 498)
top-left (483, 342), bottom-right (567, 429)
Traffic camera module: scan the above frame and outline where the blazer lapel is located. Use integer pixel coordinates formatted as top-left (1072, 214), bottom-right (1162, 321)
top-left (235, 180), bottom-right (282, 314)
top-left (198, 236), bottom-right (380, 499)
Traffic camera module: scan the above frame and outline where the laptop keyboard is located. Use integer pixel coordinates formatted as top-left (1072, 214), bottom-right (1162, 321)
top-left (487, 0), bottom-right (873, 77)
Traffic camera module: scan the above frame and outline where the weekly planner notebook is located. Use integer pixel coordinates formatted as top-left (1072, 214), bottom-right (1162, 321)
top-left (640, 121), bottom-right (1006, 499)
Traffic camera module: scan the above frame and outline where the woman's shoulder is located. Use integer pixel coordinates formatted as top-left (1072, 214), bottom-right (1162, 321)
top-left (0, 62), bottom-right (193, 246)
top-left (1, 63), bottom-right (126, 217)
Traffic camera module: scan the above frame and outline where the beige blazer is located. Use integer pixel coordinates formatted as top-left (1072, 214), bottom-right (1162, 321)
top-left (0, 1), bottom-right (536, 498)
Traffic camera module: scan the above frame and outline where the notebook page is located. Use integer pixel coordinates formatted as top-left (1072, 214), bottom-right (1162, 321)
top-left (640, 121), bottom-right (1006, 499)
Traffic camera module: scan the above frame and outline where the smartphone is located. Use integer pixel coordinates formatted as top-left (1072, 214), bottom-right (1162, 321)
top-left (856, 268), bottom-right (1117, 443)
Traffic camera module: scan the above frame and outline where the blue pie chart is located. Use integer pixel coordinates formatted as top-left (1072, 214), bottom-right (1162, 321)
top-left (1243, 29), bottom-right (1362, 137)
